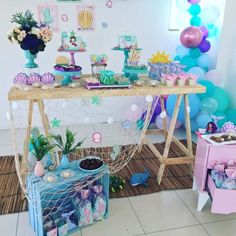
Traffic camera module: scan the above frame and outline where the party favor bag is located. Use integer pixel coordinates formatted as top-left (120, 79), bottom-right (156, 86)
top-left (92, 185), bottom-right (106, 221)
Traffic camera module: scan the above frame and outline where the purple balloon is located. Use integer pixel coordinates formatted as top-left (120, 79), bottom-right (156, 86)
top-left (188, 0), bottom-right (201, 4)
top-left (198, 39), bottom-right (211, 53)
top-left (188, 0), bottom-right (201, 3)
top-left (180, 26), bottom-right (203, 48)
top-left (199, 26), bottom-right (209, 39)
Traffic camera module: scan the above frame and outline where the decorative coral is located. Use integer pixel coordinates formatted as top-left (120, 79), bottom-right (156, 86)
top-left (127, 47), bottom-right (141, 66)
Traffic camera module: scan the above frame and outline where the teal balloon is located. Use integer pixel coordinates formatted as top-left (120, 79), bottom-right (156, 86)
top-left (226, 109), bottom-right (236, 125)
top-left (198, 80), bottom-right (215, 99)
top-left (183, 119), bottom-right (199, 132)
top-left (190, 48), bottom-right (201, 58)
top-left (197, 54), bottom-right (213, 69)
top-left (200, 97), bottom-right (218, 114)
top-left (174, 55), bottom-right (181, 61)
top-left (189, 4), bottom-right (201, 16)
top-left (207, 24), bottom-right (218, 37)
top-left (212, 87), bottom-right (230, 112)
top-left (166, 94), bottom-right (200, 122)
top-left (181, 55), bottom-right (196, 71)
top-left (188, 67), bottom-right (205, 80)
top-left (195, 112), bottom-right (212, 128)
top-left (213, 111), bottom-right (228, 128)
top-left (190, 16), bottom-right (201, 26)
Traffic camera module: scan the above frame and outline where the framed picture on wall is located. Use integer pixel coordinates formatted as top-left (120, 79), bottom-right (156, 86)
top-left (38, 4), bottom-right (59, 32)
top-left (77, 5), bottom-right (95, 31)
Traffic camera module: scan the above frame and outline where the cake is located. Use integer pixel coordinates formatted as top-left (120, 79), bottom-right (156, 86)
top-left (58, 31), bottom-right (86, 51)
top-left (116, 34), bottom-right (138, 49)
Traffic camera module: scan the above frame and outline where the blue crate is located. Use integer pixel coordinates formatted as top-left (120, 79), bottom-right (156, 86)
top-left (27, 161), bottom-right (109, 236)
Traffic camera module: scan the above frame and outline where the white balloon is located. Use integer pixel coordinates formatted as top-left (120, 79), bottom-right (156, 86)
top-left (145, 95), bottom-right (153, 103)
top-left (160, 111), bottom-right (167, 119)
top-left (107, 117), bottom-right (114, 124)
top-left (12, 102), bottom-right (18, 110)
top-left (131, 104), bottom-right (138, 112)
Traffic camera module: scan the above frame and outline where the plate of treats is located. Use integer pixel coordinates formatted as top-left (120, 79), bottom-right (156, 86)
top-left (78, 156), bottom-right (104, 172)
top-left (201, 133), bottom-right (236, 145)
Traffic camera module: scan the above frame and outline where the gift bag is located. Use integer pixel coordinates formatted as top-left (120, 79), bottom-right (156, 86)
top-left (78, 189), bottom-right (93, 227)
top-left (92, 185), bottom-right (106, 221)
top-left (60, 202), bottom-right (77, 230)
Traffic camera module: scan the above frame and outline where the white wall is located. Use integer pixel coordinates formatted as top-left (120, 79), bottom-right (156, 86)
top-left (0, 0), bottom-right (225, 129)
top-left (217, 0), bottom-right (236, 108)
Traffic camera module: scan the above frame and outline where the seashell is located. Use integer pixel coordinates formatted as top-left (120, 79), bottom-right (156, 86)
top-left (32, 82), bottom-right (42, 88)
top-left (221, 121), bottom-right (236, 134)
top-left (41, 84), bottom-right (53, 90)
top-left (69, 82), bottom-right (80, 88)
top-left (27, 73), bottom-right (41, 85)
top-left (53, 82), bottom-right (61, 88)
top-left (78, 9), bottom-right (94, 29)
top-left (23, 86), bottom-right (31, 91)
top-left (13, 73), bottom-right (28, 85)
top-left (41, 73), bottom-right (55, 84)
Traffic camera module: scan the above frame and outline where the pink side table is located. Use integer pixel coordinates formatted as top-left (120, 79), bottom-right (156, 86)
top-left (193, 137), bottom-right (236, 214)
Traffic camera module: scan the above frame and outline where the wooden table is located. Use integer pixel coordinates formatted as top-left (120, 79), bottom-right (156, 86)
top-left (8, 79), bottom-right (205, 188)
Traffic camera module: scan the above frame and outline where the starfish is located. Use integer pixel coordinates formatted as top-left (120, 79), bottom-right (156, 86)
top-left (50, 118), bottom-right (61, 128)
top-left (91, 96), bottom-right (101, 105)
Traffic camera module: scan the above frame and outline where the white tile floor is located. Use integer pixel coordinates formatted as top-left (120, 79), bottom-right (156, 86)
top-left (1, 129), bottom-right (236, 236)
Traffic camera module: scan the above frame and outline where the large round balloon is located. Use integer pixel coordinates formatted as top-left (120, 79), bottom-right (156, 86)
top-left (188, 67), bottom-right (205, 80)
top-left (188, 0), bottom-right (201, 4)
top-left (190, 16), bottom-right (201, 26)
top-left (195, 112), bottom-right (212, 128)
top-left (226, 109), bottom-right (236, 125)
top-left (207, 24), bottom-right (218, 37)
top-left (180, 26), bottom-right (203, 48)
top-left (198, 39), bottom-right (211, 53)
top-left (176, 45), bottom-right (190, 58)
top-left (198, 80), bottom-right (215, 99)
top-left (204, 69), bottom-right (222, 85)
top-left (166, 94), bottom-right (200, 122)
top-left (189, 48), bottom-right (201, 58)
top-left (213, 111), bottom-right (228, 128)
top-left (181, 55), bottom-right (197, 71)
top-left (201, 6), bottom-right (220, 25)
top-left (155, 115), bottom-right (182, 130)
top-left (200, 97), bottom-right (218, 114)
top-left (150, 98), bottom-right (165, 123)
top-left (212, 87), bottom-right (230, 112)
top-left (197, 54), bottom-right (213, 69)
top-left (199, 26), bottom-right (209, 38)
top-left (183, 119), bottom-right (199, 132)
top-left (189, 4), bottom-right (201, 16)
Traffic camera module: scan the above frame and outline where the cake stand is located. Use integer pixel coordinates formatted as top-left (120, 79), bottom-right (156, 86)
top-left (123, 67), bottom-right (148, 82)
top-left (58, 49), bottom-right (86, 65)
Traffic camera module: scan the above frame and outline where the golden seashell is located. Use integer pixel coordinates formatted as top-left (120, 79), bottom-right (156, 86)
top-left (78, 10), bottom-right (93, 29)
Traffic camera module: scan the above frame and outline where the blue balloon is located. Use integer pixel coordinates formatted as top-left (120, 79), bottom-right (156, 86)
top-left (195, 112), bottom-right (212, 128)
top-left (183, 119), bottom-right (199, 132)
top-left (197, 54), bottom-right (213, 70)
top-left (207, 24), bottom-right (218, 37)
top-left (188, 67), bottom-right (205, 80)
top-left (166, 94), bottom-right (200, 122)
top-left (176, 45), bottom-right (190, 57)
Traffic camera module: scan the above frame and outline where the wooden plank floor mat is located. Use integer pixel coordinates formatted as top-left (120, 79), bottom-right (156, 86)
top-left (0, 140), bottom-right (195, 214)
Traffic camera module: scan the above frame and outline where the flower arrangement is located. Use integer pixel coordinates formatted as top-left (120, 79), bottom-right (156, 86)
top-left (8, 10), bottom-right (52, 55)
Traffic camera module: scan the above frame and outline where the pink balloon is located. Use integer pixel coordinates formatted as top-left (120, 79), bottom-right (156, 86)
top-left (204, 69), bottom-right (222, 85)
top-left (180, 26), bottom-right (203, 48)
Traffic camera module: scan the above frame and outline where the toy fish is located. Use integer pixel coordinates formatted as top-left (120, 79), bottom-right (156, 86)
top-left (130, 170), bottom-right (150, 187)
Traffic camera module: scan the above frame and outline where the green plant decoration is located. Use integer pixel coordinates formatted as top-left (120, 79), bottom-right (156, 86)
top-left (51, 128), bottom-right (84, 155)
top-left (30, 134), bottom-right (55, 161)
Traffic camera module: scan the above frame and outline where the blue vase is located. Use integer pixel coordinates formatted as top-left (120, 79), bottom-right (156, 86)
top-left (24, 50), bottom-right (38, 68)
top-left (61, 154), bottom-right (70, 169)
